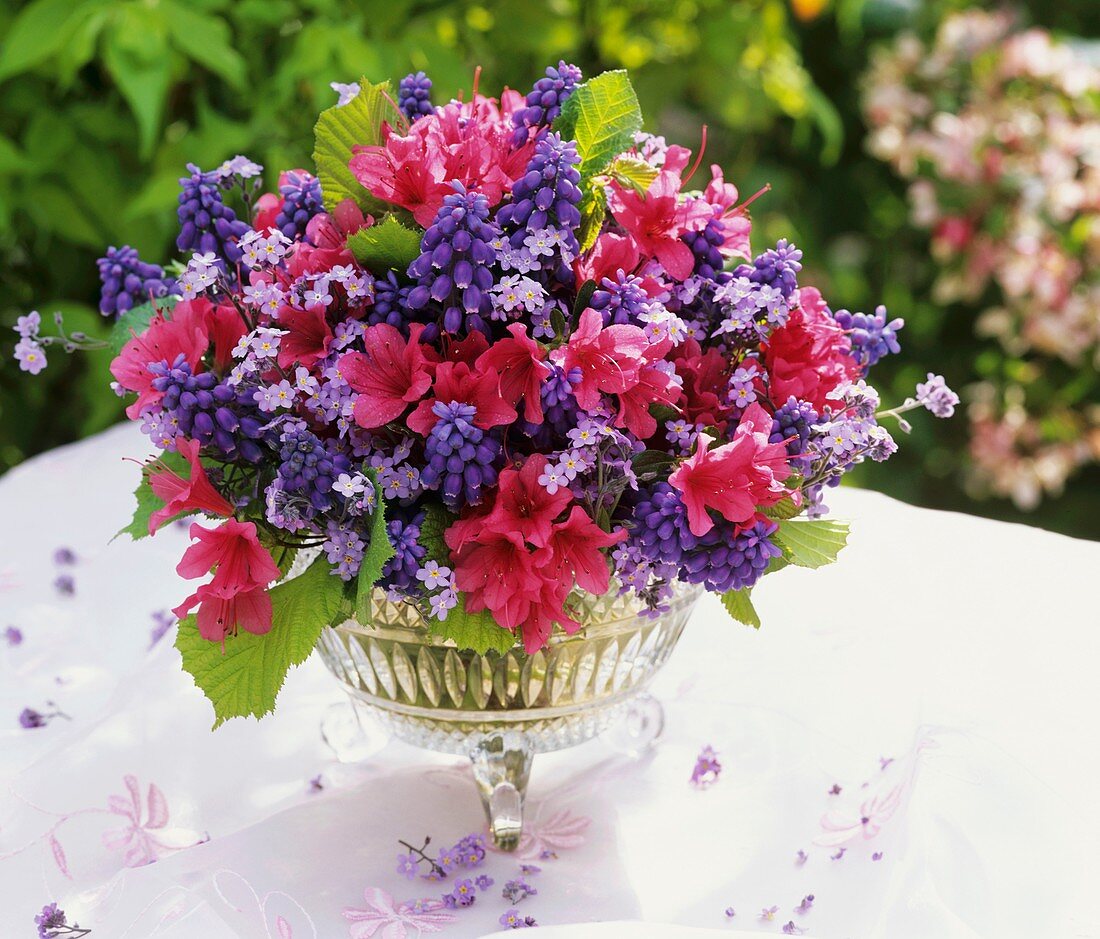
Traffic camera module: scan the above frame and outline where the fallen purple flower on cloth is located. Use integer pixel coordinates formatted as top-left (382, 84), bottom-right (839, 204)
top-left (831, 847), bottom-right (847, 860)
top-left (3, 625), bottom-right (22, 646)
top-left (503, 878), bottom-right (538, 903)
top-left (690, 745), bottom-right (722, 788)
top-left (795, 894), bottom-right (814, 914)
top-left (397, 832), bottom-right (488, 881)
top-left (499, 908), bottom-right (538, 929)
top-left (782, 921), bottom-right (806, 935)
top-left (539, 849), bottom-right (557, 860)
top-left (19, 703), bottom-right (69, 730)
top-left (441, 878), bottom-right (478, 908)
top-left (308, 774), bottom-right (324, 793)
top-left (872, 851), bottom-right (884, 861)
top-left (828, 783), bottom-right (842, 795)
top-left (520, 864), bottom-right (542, 875)
top-left (724, 907), bottom-right (736, 919)
top-left (35, 902), bottom-right (92, 937)
top-left (795, 849), bottom-right (808, 866)
top-left (53, 574), bottom-right (75, 597)
top-left (760, 905), bottom-right (779, 921)
top-left (879, 756), bottom-right (894, 771)
top-left (53, 547), bottom-right (78, 566)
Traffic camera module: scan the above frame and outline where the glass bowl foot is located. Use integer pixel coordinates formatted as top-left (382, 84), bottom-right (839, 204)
top-left (600, 692), bottom-right (665, 758)
top-left (469, 731), bottom-right (533, 851)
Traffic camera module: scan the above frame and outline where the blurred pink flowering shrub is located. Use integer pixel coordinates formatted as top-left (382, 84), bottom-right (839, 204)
top-left (863, 10), bottom-right (1100, 509)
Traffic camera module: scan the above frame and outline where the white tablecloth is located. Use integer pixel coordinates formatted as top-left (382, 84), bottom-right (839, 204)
top-left (1, 424), bottom-right (1098, 938)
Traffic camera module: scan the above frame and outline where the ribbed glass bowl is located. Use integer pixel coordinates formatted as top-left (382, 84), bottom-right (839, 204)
top-left (315, 583), bottom-right (701, 848)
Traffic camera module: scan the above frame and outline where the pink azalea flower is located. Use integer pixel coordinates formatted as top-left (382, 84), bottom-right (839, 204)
top-left (102, 775), bottom-right (203, 867)
top-left (562, 308), bottom-right (650, 410)
top-left (614, 361), bottom-right (682, 439)
top-left (343, 888), bottom-right (455, 939)
top-left (475, 324), bottom-right (551, 423)
top-left (537, 506), bottom-right (627, 596)
top-left (406, 360), bottom-right (517, 436)
top-left (277, 304), bottom-right (334, 370)
top-left (668, 404), bottom-right (793, 536)
top-left (607, 154), bottom-right (713, 280)
top-left (110, 301), bottom-right (209, 419)
top-left (573, 232), bottom-right (641, 284)
top-left (477, 455), bottom-right (573, 549)
top-left (341, 323), bottom-right (434, 429)
top-left (173, 518), bottom-right (282, 641)
top-left (703, 165), bottom-right (752, 260)
top-left (147, 437), bottom-right (233, 535)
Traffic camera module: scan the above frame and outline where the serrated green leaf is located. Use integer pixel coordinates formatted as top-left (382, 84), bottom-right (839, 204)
top-left (109, 297), bottom-right (176, 353)
top-left (114, 449), bottom-right (190, 542)
top-left (774, 519), bottom-right (849, 569)
top-left (313, 77), bottom-right (402, 216)
top-left (608, 156), bottom-right (658, 194)
top-left (354, 471), bottom-right (395, 624)
top-left (554, 70), bottom-right (643, 178)
top-left (720, 588), bottom-right (760, 629)
top-left (175, 555), bottom-right (347, 728)
top-left (762, 495), bottom-right (804, 521)
top-left (346, 214), bottom-right (423, 273)
top-left (430, 593), bottom-right (517, 656)
top-left (417, 503), bottom-right (455, 565)
top-left (576, 179), bottom-right (607, 253)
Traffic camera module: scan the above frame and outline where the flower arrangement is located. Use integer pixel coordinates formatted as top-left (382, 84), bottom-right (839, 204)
top-left (863, 10), bottom-right (1100, 508)
top-left (13, 65), bottom-right (953, 725)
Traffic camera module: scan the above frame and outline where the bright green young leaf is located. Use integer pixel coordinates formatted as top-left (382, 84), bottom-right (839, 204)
top-left (720, 588), bottom-right (761, 629)
top-left (346, 215), bottom-right (423, 273)
top-left (113, 448), bottom-right (191, 542)
top-left (176, 555), bottom-right (348, 728)
top-left (109, 297), bottom-right (176, 353)
top-left (313, 78), bottom-right (402, 215)
top-left (608, 156), bottom-right (657, 194)
top-left (417, 503), bottom-right (455, 565)
top-left (354, 472), bottom-right (395, 624)
top-left (762, 495), bottom-right (804, 521)
top-left (774, 519), bottom-right (850, 569)
top-left (554, 70), bottom-right (643, 177)
top-left (431, 593), bottom-right (517, 656)
top-left (576, 179), bottom-right (607, 253)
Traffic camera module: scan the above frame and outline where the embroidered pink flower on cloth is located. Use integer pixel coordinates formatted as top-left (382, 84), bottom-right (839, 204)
top-left (101, 775), bottom-right (204, 867)
top-left (509, 808), bottom-right (591, 860)
top-left (342, 888), bottom-right (456, 939)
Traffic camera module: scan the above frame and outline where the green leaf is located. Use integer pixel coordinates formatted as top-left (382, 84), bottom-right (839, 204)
top-left (573, 279), bottom-right (597, 318)
top-left (720, 588), bottom-right (760, 629)
top-left (762, 495), bottom-right (804, 521)
top-left (175, 555), bottom-right (348, 728)
top-left (354, 472), bottom-right (395, 624)
top-left (774, 519), bottom-right (849, 569)
top-left (554, 70), bottom-right (643, 177)
top-left (165, 3), bottom-right (247, 90)
top-left (430, 593), bottom-right (517, 656)
top-left (576, 179), bottom-right (607, 253)
top-left (631, 449), bottom-right (675, 480)
top-left (313, 77), bottom-right (402, 216)
top-left (417, 503), bottom-right (455, 565)
top-left (608, 155), bottom-right (658, 194)
top-left (114, 448), bottom-right (191, 542)
top-left (0, 0), bottom-right (97, 82)
top-left (102, 8), bottom-right (173, 158)
top-left (346, 214), bottom-right (423, 273)
top-left (109, 297), bottom-right (176, 353)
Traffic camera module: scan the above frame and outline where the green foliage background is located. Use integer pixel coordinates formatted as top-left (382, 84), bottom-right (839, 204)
top-left (0, 0), bottom-right (1097, 538)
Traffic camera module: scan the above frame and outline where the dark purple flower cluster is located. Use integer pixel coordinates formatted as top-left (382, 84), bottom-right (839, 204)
top-left (497, 132), bottom-right (582, 254)
top-left (630, 482), bottom-right (697, 565)
top-left (275, 427), bottom-right (351, 518)
top-left (96, 245), bottom-right (176, 318)
top-left (421, 402), bottom-right (500, 509)
top-left (368, 271), bottom-right (415, 328)
top-left (512, 61), bottom-right (583, 145)
top-left (832, 305), bottom-right (904, 371)
top-left (274, 170), bottom-right (323, 242)
top-left (398, 71), bottom-right (434, 122)
top-left (35, 902), bottom-right (88, 939)
top-left (770, 396), bottom-right (819, 472)
top-left (683, 219), bottom-right (728, 279)
top-left (150, 356), bottom-right (268, 463)
top-left (681, 517), bottom-right (783, 592)
top-left (407, 184), bottom-right (499, 335)
top-left (381, 511), bottom-right (427, 593)
top-left (177, 163), bottom-right (250, 266)
top-left (589, 270), bottom-right (658, 327)
top-left (744, 239), bottom-right (803, 297)
top-left (523, 363), bottom-right (580, 443)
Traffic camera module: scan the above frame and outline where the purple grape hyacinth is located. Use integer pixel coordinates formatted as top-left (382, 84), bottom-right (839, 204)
top-left (176, 163), bottom-right (250, 266)
top-left (744, 239), bottom-right (803, 298)
top-left (589, 270), bottom-right (662, 327)
top-left (96, 245), bottom-right (177, 318)
top-left (420, 401), bottom-right (501, 509)
top-left (832, 305), bottom-right (904, 371)
top-left (274, 170), bottom-right (323, 242)
top-left (496, 132), bottom-right (582, 259)
top-left (680, 517), bottom-right (783, 593)
top-left (381, 512), bottom-right (427, 594)
top-left (630, 483), bottom-right (698, 567)
top-left (512, 61), bottom-right (583, 145)
top-left (407, 184), bottom-right (499, 335)
top-left (683, 219), bottom-right (727, 279)
top-left (770, 396), bottom-right (819, 472)
top-left (398, 71), bottom-right (434, 122)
